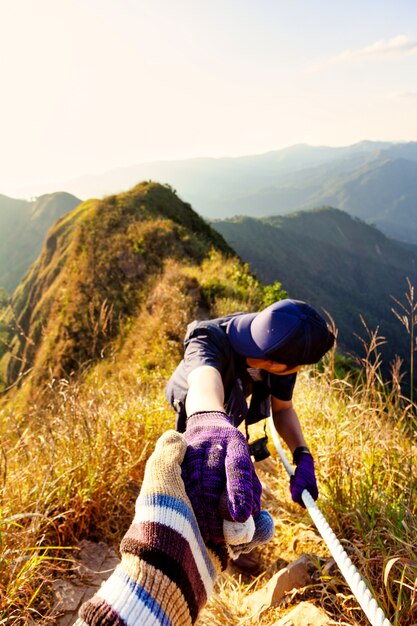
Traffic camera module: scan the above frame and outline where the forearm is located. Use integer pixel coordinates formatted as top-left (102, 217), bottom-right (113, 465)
top-left (272, 406), bottom-right (307, 454)
top-left (272, 400), bottom-right (318, 506)
top-left (185, 365), bottom-right (225, 416)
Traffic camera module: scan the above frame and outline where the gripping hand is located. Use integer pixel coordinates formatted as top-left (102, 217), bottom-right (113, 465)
top-left (290, 447), bottom-right (318, 507)
top-left (181, 411), bottom-right (262, 544)
top-left (76, 431), bottom-right (223, 626)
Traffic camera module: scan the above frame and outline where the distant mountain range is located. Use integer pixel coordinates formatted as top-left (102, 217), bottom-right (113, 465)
top-left (0, 192), bottom-right (81, 292)
top-left (1, 180), bottom-right (416, 382)
top-left (27, 140), bottom-right (417, 244)
top-left (230, 155), bottom-right (417, 244)
top-left (2, 140), bottom-right (417, 375)
top-left (213, 207), bottom-right (417, 370)
top-left (4, 139), bottom-right (417, 300)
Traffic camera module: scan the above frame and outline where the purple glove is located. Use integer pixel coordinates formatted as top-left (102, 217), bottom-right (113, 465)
top-left (290, 449), bottom-right (318, 507)
top-left (182, 411), bottom-right (262, 545)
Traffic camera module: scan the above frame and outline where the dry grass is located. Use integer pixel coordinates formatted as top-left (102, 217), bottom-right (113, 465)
top-left (1, 265), bottom-right (417, 624)
top-left (0, 253), bottom-right (264, 624)
top-left (199, 350), bottom-right (417, 626)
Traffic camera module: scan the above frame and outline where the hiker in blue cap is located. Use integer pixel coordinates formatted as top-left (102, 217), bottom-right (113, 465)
top-left (165, 299), bottom-right (335, 569)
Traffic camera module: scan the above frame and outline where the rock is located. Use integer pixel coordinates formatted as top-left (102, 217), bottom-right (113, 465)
top-left (228, 550), bottom-right (263, 576)
top-left (74, 539), bottom-right (119, 585)
top-left (51, 581), bottom-right (98, 626)
top-left (51, 540), bottom-right (119, 625)
top-left (271, 601), bottom-right (333, 625)
top-left (246, 555), bottom-right (314, 616)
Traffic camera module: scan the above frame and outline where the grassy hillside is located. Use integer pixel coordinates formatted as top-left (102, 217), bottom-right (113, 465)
top-left (213, 207), bottom-right (417, 374)
top-left (0, 192), bottom-right (81, 292)
top-left (1, 184), bottom-right (416, 625)
top-left (1, 312), bottom-right (416, 624)
top-left (0, 182), bottom-right (233, 389)
top-left (0, 186), bottom-right (268, 622)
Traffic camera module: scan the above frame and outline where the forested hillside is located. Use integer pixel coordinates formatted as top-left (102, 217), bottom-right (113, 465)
top-left (0, 192), bottom-right (81, 292)
top-left (213, 207), bottom-right (417, 371)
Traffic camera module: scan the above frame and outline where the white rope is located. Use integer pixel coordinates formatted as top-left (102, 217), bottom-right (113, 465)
top-left (268, 415), bottom-right (392, 626)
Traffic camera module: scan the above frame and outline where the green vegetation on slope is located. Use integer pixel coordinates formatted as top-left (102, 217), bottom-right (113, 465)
top-left (0, 182), bottom-right (233, 389)
top-left (220, 154), bottom-right (417, 244)
top-left (0, 192), bottom-right (81, 293)
top-left (213, 207), bottom-right (417, 377)
top-left (309, 157), bottom-right (417, 242)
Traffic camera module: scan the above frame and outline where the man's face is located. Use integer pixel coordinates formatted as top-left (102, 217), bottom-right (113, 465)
top-left (246, 358), bottom-right (302, 375)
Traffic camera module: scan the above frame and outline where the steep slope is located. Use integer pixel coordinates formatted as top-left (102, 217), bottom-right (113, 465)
top-left (305, 158), bottom-right (417, 242)
top-left (1, 182), bottom-right (233, 388)
top-left (213, 208), bottom-right (417, 366)
top-left (214, 154), bottom-right (417, 243)
top-left (0, 191), bottom-right (81, 292)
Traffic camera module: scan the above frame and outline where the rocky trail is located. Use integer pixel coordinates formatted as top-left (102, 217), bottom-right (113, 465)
top-left (49, 459), bottom-right (361, 625)
top-left (49, 532), bottom-right (353, 625)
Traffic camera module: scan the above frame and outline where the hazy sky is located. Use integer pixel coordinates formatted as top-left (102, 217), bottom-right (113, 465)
top-left (2, 0), bottom-right (417, 196)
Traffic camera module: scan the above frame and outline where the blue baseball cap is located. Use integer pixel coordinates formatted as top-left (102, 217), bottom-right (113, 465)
top-left (226, 299), bottom-right (334, 365)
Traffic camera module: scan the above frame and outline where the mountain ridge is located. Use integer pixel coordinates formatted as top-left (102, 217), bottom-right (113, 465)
top-left (16, 139), bottom-right (417, 244)
top-left (213, 207), bottom-right (417, 369)
top-left (0, 182), bottom-right (234, 389)
top-left (1, 186), bottom-right (415, 626)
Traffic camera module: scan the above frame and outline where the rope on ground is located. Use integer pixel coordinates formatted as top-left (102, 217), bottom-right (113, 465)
top-left (268, 415), bottom-right (392, 626)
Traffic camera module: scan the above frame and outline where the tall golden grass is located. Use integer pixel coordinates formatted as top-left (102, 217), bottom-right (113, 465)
top-left (1, 258), bottom-right (416, 625)
top-left (201, 324), bottom-right (417, 625)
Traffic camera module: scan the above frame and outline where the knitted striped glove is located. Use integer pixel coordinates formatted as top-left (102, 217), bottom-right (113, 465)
top-left (74, 430), bottom-right (224, 626)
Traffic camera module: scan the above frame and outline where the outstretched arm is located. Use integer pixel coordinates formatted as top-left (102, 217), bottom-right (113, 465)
top-left (75, 431), bottom-right (222, 626)
top-left (75, 431), bottom-right (274, 626)
top-left (271, 396), bottom-right (318, 506)
top-left (271, 396), bottom-right (307, 453)
top-left (182, 365), bottom-right (264, 546)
